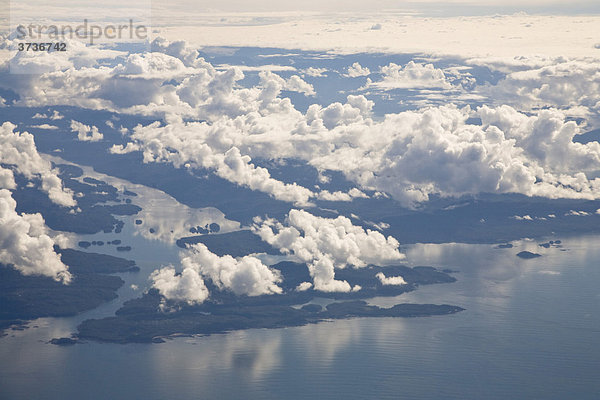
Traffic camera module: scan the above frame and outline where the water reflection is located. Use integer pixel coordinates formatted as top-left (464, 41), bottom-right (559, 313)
top-left (46, 155), bottom-right (241, 245)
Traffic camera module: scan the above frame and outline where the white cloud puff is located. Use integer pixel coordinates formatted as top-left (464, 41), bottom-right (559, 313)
top-left (252, 209), bottom-right (405, 292)
top-left (371, 61), bottom-right (453, 90)
top-left (375, 272), bottom-right (406, 285)
top-left (0, 122), bottom-right (75, 207)
top-left (150, 265), bottom-right (209, 305)
top-left (346, 62), bottom-right (370, 77)
top-left (151, 242), bottom-right (283, 304)
top-left (0, 189), bottom-right (71, 283)
top-left (180, 243), bottom-right (283, 297)
top-left (70, 120), bottom-right (104, 142)
top-left (30, 124), bottom-right (59, 130)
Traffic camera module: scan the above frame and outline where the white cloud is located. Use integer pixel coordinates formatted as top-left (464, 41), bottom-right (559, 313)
top-left (375, 272), bottom-right (406, 285)
top-left (70, 120), bottom-right (104, 142)
top-left (30, 124), bottom-right (58, 130)
top-left (181, 243), bottom-right (283, 297)
top-left (150, 14), bottom-right (600, 59)
top-left (252, 209), bottom-right (405, 292)
top-left (370, 61), bottom-right (453, 90)
top-left (296, 281), bottom-right (313, 291)
top-left (0, 189), bottom-right (71, 283)
top-left (346, 62), bottom-right (370, 77)
top-left (538, 270), bottom-right (560, 275)
top-left (150, 265), bottom-right (209, 305)
top-left (49, 110), bottom-right (64, 120)
top-left (564, 210), bottom-right (590, 217)
top-left (476, 59), bottom-right (600, 123)
top-left (0, 122), bottom-right (76, 207)
top-left (0, 167), bottom-right (16, 190)
top-left (303, 67), bottom-right (327, 77)
top-left (151, 242), bottom-right (283, 303)
top-left (512, 215), bottom-right (533, 221)
top-left (121, 88), bottom-right (600, 207)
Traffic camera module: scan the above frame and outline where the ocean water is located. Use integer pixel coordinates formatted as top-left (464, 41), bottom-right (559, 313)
top-left (2, 166), bottom-right (600, 399)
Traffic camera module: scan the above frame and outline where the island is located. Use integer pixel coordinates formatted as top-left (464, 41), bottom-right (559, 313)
top-left (516, 251), bottom-right (542, 259)
top-left (0, 249), bottom-right (138, 335)
top-left (75, 263), bottom-right (463, 343)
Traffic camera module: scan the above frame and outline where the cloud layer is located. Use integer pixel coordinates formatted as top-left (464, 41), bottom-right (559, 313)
top-left (3, 36), bottom-right (600, 208)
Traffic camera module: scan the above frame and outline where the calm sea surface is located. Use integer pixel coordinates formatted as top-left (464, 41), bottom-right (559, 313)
top-left (2, 167), bottom-right (599, 399)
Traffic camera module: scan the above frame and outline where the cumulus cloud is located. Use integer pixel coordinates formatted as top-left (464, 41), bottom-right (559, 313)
top-left (370, 61), bottom-right (453, 90)
top-left (0, 122), bottom-right (75, 207)
top-left (346, 62), bottom-right (370, 77)
top-left (564, 210), bottom-right (590, 216)
top-left (32, 111), bottom-right (64, 120)
top-left (303, 67), bottom-right (327, 77)
top-left (4, 35), bottom-right (600, 208)
top-left (0, 167), bottom-right (16, 189)
top-left (477, 59), bottom-right (600, 123)
top-left (151, 242), bottom-right (283, 304)
top-left (151, 37), bottom-right (202, 67)
top-left (512, 215), bottom-right (533, 221)
top-left (70, 120), bottom-right (104, 142)
top-left (121, 89), bottom-right (600, 207)
top-left (30, 124), bottom-right (59, 130)
top-left (150, 265), bottom-right (209, 305)
top-left (0, 189), bottom-right (71, 283)
top-left (252, 209), bottom-right (405, 292)
top-left (375, 272), bottom-right (406, 285)
top-left (181, 243), bottom-right (283, 297)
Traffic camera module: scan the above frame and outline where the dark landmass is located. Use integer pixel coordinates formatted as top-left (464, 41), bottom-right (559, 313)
top-left (0, 250), bottom-right (138, 334)
top-left (76, 263), bottom-right (461, 343)
top-left (539, 241), bottom-right (562, 249)
top-left (78, 294), bottom-right (463, 344)
top-left (82, 177), bottom-right (107, 185)
top-left (517, 251), bottom-right (542, 259)
top-left (269, 262), bottom-right (456, 300)
top-left (116, 246), bottom-right (132, 252)
top-left (103, 204), bottom-right (142, 216)
top-left (11, 165), bottom-right (141, 235)
top-left (49, 337), bottom-right (78, 346)
top-left (189, 223), bottom-right (220, 235)
top-left (57, 248), bottom-right (138, 274)
top-left (0, 266), bottom-right (123, 322)
top-left (176, 230), bottom-right (279, 257)
top-left (495, 243), bottom-right (513, 249)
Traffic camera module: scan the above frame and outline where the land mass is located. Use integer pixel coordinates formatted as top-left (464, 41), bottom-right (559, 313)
top-left (78, 295), bottom-right (463, 344)
top-left (76, 263), bottom-right (462, 343)
top-left (516, 251), bottom-right (542, 259)
top-left (0, 249), bottom-right (137, 334)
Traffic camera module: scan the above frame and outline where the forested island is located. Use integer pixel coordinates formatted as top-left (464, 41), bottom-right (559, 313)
top-left (75, 263), bottom-right (463, 343)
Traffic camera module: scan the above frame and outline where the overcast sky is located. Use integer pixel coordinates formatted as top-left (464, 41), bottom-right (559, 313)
top-left (157, 0), bottom-right (599, 15)
top-left (6, 0), bottom-right (600, 17)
